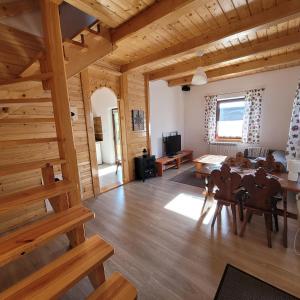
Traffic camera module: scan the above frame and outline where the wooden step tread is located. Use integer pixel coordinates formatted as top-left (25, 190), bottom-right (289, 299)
top-left (0, 235), bottom-right (114, 300)
top-left (0, 180), bottom-right (74, 214)
top-left (0, 158), bottom-right (66, 177)
top-left (0, 98), bottom-right (52, 104)
top-left (0, 137), bottom-right (58, 147)
top-left (0, 117), bottom-right (54, 123)
top-left (0, 205), bottom-right (94, 267)
top-left (87, 272), bottom-right (137, 300)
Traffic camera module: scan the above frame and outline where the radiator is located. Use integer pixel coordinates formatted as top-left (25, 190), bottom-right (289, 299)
top-left (209, 143), bottom-right (246, 156)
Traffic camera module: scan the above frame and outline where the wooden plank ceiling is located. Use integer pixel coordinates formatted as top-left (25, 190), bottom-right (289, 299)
top-left (0, 0), bottom-right (300, 85)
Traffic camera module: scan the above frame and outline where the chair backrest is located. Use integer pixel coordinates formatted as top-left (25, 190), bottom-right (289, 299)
top-left (255, 153), bottom-right (286, 173)
top-left (224, 152), bottom-right (252, 168)
top-left (211, 164), bottom-right (242, 202)
top-left (242, 168), bottom-right (282, 211)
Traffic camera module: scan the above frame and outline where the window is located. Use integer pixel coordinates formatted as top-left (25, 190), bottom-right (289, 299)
top-left (216, 97), bottom-right (245, 141)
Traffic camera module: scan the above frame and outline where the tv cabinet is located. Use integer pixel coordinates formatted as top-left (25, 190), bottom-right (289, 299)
top-left (156, 150), bottom-right (193, 176)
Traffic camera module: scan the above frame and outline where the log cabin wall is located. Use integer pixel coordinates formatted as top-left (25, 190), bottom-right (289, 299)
top-left (88, 65), bottom-right (121, 98)
top-left (81, 64), bottom-right (123, 195)
top-left (0, 66), bottom-right (150, 232)
top-left (68, 74), bottom-right (95, 201)
top-left (0, 75), bottom-right (93, 231)
top-left (123, 73), bottom-right (149, 181)
top-left (83, 64), bottom-right (149, 183)
top-left (0, 82), bottom-right (54, 232)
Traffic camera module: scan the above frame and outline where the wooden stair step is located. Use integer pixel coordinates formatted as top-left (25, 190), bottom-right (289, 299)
top-left (0, 98), bottom-right (52, 105)
top-left (0, 205), bottom-right (94, 267)
top-left (0, 117), bottom-right (54, 123)
top-left (0, 158), bottom-right (66, 176)
top-left (0, 235), bottom-right (114, 300)
top-left (0, 73), bottom-right (53, 86)
top-left (0, 180), bottom-right (74, 214)
top-left (0, 137), bottom-right (58, 147)
top-left (87, 272), bottom-right (137, 300)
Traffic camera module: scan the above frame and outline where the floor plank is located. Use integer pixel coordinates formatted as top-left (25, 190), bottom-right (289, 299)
top-left (0, 163), bottom-right (300, 299)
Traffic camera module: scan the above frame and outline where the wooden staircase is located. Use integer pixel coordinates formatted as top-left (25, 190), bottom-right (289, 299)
top-left (0, 1), bottom-right (136, 299)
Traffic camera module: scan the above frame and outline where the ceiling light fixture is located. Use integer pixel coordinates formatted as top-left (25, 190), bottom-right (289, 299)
top-left (192, 67), bottom-right (208, 85)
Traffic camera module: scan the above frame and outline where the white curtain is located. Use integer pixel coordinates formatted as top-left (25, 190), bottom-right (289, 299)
top-left (204, 95), bottom-right (218, 143)
top-left (286, 82), bottom-right (300, 158)
top-left (242, 88), bottom-right (264, 144)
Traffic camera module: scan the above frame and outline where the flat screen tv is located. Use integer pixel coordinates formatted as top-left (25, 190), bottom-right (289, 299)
top-left (165, 134), bottom-right (181, 156)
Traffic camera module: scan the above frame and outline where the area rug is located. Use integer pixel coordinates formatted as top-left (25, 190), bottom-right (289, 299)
top-left (169, 167), bottom-right (206, 188)
top-left (214, 264), bottom-right (298, 300)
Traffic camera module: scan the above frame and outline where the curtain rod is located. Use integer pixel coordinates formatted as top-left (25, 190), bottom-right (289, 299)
top-left (206, 87), bottom-right (265, 97)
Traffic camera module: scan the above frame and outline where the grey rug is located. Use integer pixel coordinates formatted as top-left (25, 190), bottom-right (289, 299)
top-left (214, 264), bottom-right (298, 300)
top-left (169, 167), bottom-right (206, 188)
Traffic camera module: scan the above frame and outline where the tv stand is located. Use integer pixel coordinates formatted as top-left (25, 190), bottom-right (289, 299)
top-left (156, 150), bottom-right (193, 176)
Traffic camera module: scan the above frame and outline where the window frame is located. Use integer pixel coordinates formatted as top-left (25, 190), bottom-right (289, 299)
top-left (215, 97), bottom-right (245, 142)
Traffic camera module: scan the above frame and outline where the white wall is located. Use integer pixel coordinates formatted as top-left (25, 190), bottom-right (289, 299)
top-left (184, 66), bottom-right (300, 157)
top-left (91, 88), bottom-right (117, 164)
top-left (150, 80), bottom-right (184, 157)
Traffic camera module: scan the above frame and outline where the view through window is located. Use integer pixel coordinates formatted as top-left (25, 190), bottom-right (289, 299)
top-left (216, 97), bottom-right (245, 141)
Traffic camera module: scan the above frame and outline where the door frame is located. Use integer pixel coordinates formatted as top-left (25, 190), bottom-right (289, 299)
top-left (80, 68), bottom-right (129, 197)
top-left (111, 108), bottom-right (120, 163)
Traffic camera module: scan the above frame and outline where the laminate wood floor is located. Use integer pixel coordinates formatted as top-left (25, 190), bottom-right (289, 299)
top-left (98, 163), bottom-right (123, 192)
top-left (1, 163), bottom-right (300, 299)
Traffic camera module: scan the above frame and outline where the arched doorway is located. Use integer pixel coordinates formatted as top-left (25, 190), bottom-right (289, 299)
top-left (91, 87), bottom-right (123, 192)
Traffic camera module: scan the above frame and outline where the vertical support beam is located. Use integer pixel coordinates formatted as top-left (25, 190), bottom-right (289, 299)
top-left (40, 0), bottom-right (81, 205)
top-left (80, 69), bottom-right (101, 196)
top-left (41, 164), bottom-right (85, 248)
top-left (41, 164), bottom-right (70, 211)
top-left (89, 264), bottom-right (105, 288)
top-left (120, 74), bottom-right (130, 183)
top-left (40, 1), bottom-right (107, 289)
top-left (144, 74), bottom-right (152, 155)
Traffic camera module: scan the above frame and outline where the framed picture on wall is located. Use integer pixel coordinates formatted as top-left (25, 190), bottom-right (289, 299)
top-left (132, 109), bottom-right (145, 131)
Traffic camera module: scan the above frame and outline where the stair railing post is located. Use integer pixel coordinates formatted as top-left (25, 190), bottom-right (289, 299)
top-left (39, 0), bottom-right (81, 206)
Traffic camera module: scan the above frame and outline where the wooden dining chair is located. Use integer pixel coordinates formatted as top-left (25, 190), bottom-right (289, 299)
top-left (240, 168), bottom-right (282, 248)
top-left (255, 153), bottom-right (285, 173)
top-left (211, 164), bottom-right (242, 235)
top-left (224, 152), bottom-right (252, 169)
top-left (255, 153), bottom-right (285, 232)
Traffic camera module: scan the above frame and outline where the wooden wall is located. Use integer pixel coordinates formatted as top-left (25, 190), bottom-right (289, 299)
top-left (123, 73), bottom-right (148, 181)
top-left (68, 75), bottom-right (94, 200)
top-left (0, 66), bottom-right (149, 232)
top-left (86, 67), bottom-right (149, 182)
top-left (0, 82), bottom-right (54, 232)
top-left (0, 75), bottom-right (94, 232)
top-left (89, 66), bottom-right (121, 98)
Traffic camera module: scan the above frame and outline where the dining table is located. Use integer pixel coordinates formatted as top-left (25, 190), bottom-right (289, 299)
top-left (195, 162), bottom-right (299, 248)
